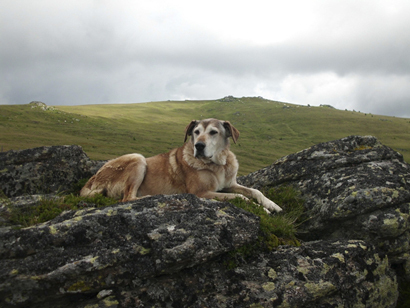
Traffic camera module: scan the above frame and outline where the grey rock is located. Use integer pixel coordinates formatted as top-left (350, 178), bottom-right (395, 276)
top-left (0, 194), bottom-right (397, 308)
top-left (220, 95), bottom-right (237, 102)
top-left (116, 239), bottom-right (397, 308)
top-left (238, 135), bottom-right (410, 271)
top-left (0, 194), bottom-right (259, 307)
top-left (29, 101), bottom-right (55, 111)
top-left (0, 145), bottom-right (105, 197)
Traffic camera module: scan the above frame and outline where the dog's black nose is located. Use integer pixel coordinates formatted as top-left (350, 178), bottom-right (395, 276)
top-left (195, 142), bottom-right (205, 152)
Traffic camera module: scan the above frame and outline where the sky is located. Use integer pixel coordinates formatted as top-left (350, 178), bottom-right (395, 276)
top-left (1, 0), bottom-right (410, 117)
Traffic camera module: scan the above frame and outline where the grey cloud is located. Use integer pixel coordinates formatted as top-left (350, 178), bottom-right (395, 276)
top-left (352, 74), bottom-right (410, 117)
top-left (1, 1), bottom-right (409, 118)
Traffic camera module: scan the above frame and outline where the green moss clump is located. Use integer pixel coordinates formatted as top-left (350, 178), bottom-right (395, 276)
top-left (3, 194), bottom-right (117, 228)
top-left (225, 185), bottom-right (305, 268)
top-left (232, 185), bottom-right (305, 246)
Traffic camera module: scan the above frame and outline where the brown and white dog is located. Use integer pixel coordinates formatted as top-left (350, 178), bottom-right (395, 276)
top-left (80, 118), bottom-right (282, 213)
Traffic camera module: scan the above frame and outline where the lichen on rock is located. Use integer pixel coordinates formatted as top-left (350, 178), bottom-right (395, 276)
top-left (0, 194), bottom-right (259, 307)
top-left (239, 135), bottom-right (410, 279)
top-left (0, 145), bottom-right (104, 197)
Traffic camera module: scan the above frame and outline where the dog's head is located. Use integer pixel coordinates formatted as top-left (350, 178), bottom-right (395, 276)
top-left (184, 118), bottom-right (240, 163)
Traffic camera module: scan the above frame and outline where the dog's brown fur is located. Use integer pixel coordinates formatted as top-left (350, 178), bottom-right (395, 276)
top-left (80, 119), bottom-right (282, 213)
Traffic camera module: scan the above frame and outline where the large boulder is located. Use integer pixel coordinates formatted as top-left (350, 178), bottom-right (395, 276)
top-left (0, 145), bottom-right (104, 197)
top-left (239, 135), bottom-right (410, 272)
top-left (0, 194), bottom-right (397, 308)
top-left (0, 194), bottom-right (259, 307)
top-left (120, 239), bottom-right (397, 308)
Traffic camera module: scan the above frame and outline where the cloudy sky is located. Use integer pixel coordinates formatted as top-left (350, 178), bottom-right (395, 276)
top-left (1, 0), bottom-right (410, 117)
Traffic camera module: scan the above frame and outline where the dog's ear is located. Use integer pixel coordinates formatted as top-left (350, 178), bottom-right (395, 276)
top-left (184, 120), bottom-right (198, 142)
top-left (223, 121), bottom-right (240, 144)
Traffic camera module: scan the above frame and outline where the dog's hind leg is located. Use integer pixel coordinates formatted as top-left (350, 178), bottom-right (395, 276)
top-left (80, 175), bottom-right (102, 197)
top-left (121, 156), bottom-right (148, 202)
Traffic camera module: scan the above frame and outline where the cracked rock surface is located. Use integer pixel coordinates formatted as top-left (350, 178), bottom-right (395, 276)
top-left (0, 195), bottom-right (398, 308)
top-left (0, 194), bottom-right (259, 307)
top-left (239, 135), bottom-right (410, 271)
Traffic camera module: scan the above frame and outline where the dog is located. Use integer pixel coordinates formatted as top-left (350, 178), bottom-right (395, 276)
top-left (80, 118), bottom-right (282, 213)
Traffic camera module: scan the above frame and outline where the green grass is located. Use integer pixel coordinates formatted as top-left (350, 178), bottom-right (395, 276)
top-left (1, 97), bottom-right (409, 175)
top-left (223, 185), bottom-right (305, 269)
top-left (1, 194), bottom-right (117, 228)
top-left (230, 186), bottom-right (305, 248)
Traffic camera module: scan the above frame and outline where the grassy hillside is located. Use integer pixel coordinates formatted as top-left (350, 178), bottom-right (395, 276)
top-left (1, 97), bottom-right (409, 175)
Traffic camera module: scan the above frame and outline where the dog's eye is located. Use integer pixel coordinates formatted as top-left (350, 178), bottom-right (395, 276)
top-left (210, 130), bottom-right (218, 135)
top-left (194, 130), bottom-right (200, 135)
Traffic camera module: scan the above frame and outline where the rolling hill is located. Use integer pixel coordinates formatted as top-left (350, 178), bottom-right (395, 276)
top-left (1, 97), bottom-right (409, 175)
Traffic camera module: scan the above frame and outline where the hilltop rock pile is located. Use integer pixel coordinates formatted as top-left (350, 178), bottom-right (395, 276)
top-left (1, 136), bottom-right (409, 307)
top-left (29, 101), bottom-right (55, 111)
top-left (220, 95), bottom-right (237, 102)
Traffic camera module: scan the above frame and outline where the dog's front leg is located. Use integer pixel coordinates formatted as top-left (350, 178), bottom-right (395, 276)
top-left (222, 184), bottom-right (283, 213)
top-left (197, 191), bottom-right (250, 203)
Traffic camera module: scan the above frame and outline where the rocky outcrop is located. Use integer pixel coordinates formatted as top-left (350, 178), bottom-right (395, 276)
top-left (29, 101), bottom-right (55, 111)
top-left (0, 145), bottom-right (104, 197)
top-left (239, 135), bottom-right (410, 276)
top-left (1, 136), bottom-right (408, 307)
top-left (130, 239), bottom-right (397, 308)
top-left (220, 95), bottom-right (237, 102)
top-left (0, 194), bottom-right (398, 308)
top-left (0, 194), bottom-right (260, 307)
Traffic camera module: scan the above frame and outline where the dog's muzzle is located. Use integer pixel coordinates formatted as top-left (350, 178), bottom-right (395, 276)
top-left (195, 141), bottom-right (211, 159)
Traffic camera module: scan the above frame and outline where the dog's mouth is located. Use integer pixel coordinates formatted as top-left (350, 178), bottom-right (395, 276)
top-left (194, 150), bottom-right (213, 160)
top-left (195, 153), bottom-right (213, 159)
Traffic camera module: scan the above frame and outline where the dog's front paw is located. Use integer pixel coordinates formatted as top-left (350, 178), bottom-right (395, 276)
top-left (263, 199), bottom-right (283, 213)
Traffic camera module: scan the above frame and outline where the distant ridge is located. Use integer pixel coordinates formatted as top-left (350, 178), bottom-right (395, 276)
top-left (1, 97), bottom-right (409, 175)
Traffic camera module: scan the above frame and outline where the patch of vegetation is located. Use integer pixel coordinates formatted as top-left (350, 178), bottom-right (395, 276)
top-left (70, 178), bottom-right (91, 195)
top-left (1, 98), bottom-right (409, 175)
top-left (224, 185), bottom-right (305, 269)
top-left (2, 194), bottom-right (117, 228)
